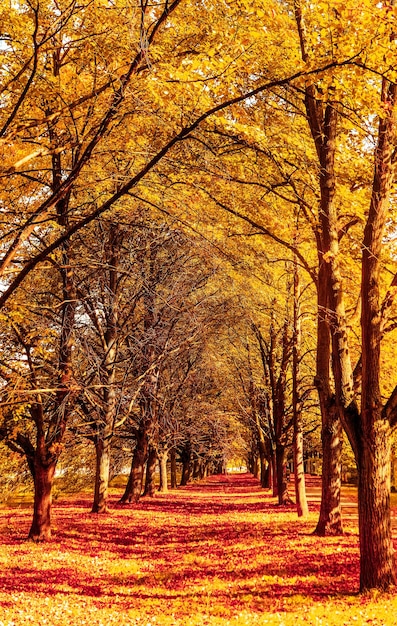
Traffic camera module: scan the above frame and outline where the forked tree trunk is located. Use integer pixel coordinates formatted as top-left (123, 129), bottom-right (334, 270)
top-left (159, 450), bottom-right (168, 493)
top-left (92, 438), bottom-right (111, 513)
top-left (29, 458), bottom-right (57, 541)
top-left (143, 445), bottom-right (157, 497)
top-left (27, 155), bottom-right (76, 540)
top-left (26, 218), bottom-right (76, 540)
top-left (295, 0), bottom-right (396, 588)
top-left (122, 235), bottom-right (158, 504)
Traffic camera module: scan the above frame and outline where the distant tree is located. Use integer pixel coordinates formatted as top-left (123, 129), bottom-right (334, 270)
top-left (119, 223), bottom-right (220, 503)
top-left (73, 219), bottom-right (145, 513)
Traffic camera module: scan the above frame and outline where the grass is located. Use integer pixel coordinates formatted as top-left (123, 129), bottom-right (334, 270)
top-left (1, 473), bottom-right (396, 625)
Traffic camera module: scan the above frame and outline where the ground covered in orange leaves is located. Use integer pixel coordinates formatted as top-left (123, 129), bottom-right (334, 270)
top-left (2, 473), bottom-right (397, 625)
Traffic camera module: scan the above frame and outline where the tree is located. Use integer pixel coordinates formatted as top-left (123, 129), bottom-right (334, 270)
top-left (73, 220), bottom-right (141, 513)
top-left (0, 246), bottom-right (76, 540)
top-left (293, 0), bottom-right (397, 589)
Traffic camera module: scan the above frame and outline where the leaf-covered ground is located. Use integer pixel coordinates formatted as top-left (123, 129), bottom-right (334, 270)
top-left (1, 473), bottom-right (397, 625)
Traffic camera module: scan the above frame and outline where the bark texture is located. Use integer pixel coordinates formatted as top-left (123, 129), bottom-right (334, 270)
top-left (120, 424), bottom-right (148, 503)
top-left (143, 445), bottom-right (157, 497)
top-left (170, 448), bottom-right (177, 488)
top-left (292, 255), bottom-right (309, 517)
top-left (159, 450), bottom-right (168, 493)
top-left (29, 459), bottom-right (56, 541)
top-left (356, 77), bottom-right (397, 590)
top-left (92, 438), bottom-right (111, 513)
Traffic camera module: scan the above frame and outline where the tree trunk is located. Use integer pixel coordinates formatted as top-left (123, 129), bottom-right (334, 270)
top-left (294, 6), bottom-right (344, 535)
top-left (264, 460), bottom-right (271, 489)
top-left (358, 426), bottom-right (394, 591)
top-left (215, 458), bottom-right (226, 474)
top-left (120, 426), bottom-right (148, 503)
top-left (314, 404), bottom-right (343, 535)
top-left (255, 415), bottom-right (268, 487)
top-left (259, 454), bottom-right (267, 488)
top-left (170, 448), bottom-right (177, 488)
top-left (159, 450), bottom-right (168, 493)
top-left (122, 238), bottom-right (158, 503)
top-left (180, 459), bottom-right (191, 486)
top-left (313, 262), bottom-right (344, 535)
top-left (357, 77), bottom-right (397, 590)
top-left (143, 445), bottom-right (157, 497)
top-left (269, 317), bottom-right (292, 504)
top-left (192, 458), bottom-right (200, 479)
top-left (292, 253), bottom-right (309, 517)
top-left (92, 437), bottom-right (111, 513)
top-left (28, 458), bottom-right (57, 541)
top-left (91, 223), bottom-right (121, 513)
top-left (27, 136), bottom-right (76, 541)
top-left (252, 454), bottom-right (260, 479)
top-left (293, 427), bottom-right (308, 517)
top-left (271, 452), bottom-right (278, 497)
top-left (180, 444), bottom-right (191, 486)
top-left (276, 443), bottom-right (293, 505)
top-left (295, 2), bottom-right (396, 587)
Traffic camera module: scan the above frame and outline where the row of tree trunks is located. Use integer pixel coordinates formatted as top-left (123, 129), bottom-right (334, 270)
top-left (249, 450), bottom-right (296, 500)
top-left (121, 440), bottom-right (220, 501)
